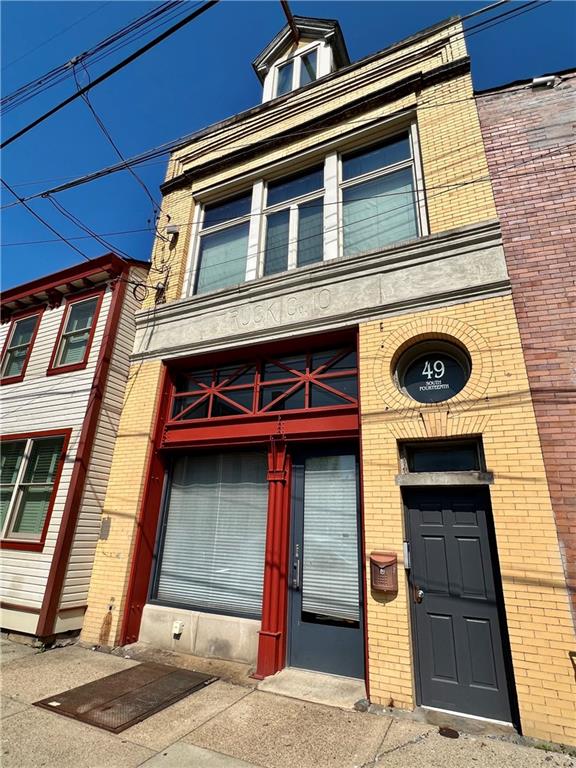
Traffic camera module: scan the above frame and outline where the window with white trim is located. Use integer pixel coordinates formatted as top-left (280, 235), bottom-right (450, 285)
top-left (1, 435), bottom-right (66, 541)
top-left (264, 166), bottom-right (324, 276)
top-left (341, 133), bottom-right (419, 256)
top-left (191, 128), bottom-right (423, 296)
top-left (275, 46), bottom-right (319, 97)
top-left (52, 295), bottom-right (99, 369)
top-left (1, 313), bottom-right (41, 380)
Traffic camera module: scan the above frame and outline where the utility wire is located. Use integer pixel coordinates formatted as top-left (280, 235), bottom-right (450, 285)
top-left (0, 179), bottom-right (90, 262)
top-left (0, 0), bottom-right (530, 142)
top-left (1, 1), bottom-right (186, 111)
top-left (1, 1), bottom-right (220, 149)
top-left (3, 155), bottom-right (574, 248)
top-left (8, 140), bottom-right (572, 300)
top-left (2, 2), bottom-right (110, 73)
top-left (71, 60), bottom-right (166, 239)
top-left (0, 0), bottom-right (553, 290)
top-left (2, 1), bottom-right (550, 208)
top-left (44, 195), bottom-right (133, 261)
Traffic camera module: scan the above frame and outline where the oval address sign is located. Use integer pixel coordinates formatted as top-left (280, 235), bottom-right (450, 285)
top-left (401, 351), bottom-right (469, 403)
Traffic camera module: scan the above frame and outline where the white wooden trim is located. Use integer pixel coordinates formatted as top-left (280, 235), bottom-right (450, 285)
top-left (410, 121), bottom-right (429, 237)
top-left (183, 121), bottom-right (424, 294)
top-left (182, 202), bottom-right (203, 298)
top-left (323, 152), bottom-right (339, 261)
top-left (287, 204), bottom-right (299, 271)
top-left (246, 181), bottom-right (264, 281)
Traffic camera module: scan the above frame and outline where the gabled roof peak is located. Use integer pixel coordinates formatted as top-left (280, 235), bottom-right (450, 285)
top-left (252, 15), bottom-right (349, 82)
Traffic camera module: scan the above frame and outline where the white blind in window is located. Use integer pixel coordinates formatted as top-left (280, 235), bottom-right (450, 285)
top-left (302, 455), bottom-right (360, 622)
top-left (343, 167), bottom-right (417, 257)
top-left (156, 452), bottom-right (268, 618)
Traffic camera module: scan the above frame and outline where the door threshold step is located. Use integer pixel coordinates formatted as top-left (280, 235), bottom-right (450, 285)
top-left (257, 667), bottom-right (366, 710)
top-left (418, 705), bottom-right (516, 736)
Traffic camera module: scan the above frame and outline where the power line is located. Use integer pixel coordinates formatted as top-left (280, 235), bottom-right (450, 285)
top-left (1, 1), bottom-right (220, 150)
top-left (1, 2), bottom-right (187, 112)
top-left (3, 157), bottom-right (574, 248)
top-left (2, 2), bottom-right (110, 73)
top-left (0, 0), bottom-right (554, 288)
top-left (0, 179), bottom-right (90, 262)
top-left (44, 195), bottom-right (133, 261)
top-left (1, 83), bottom-right (540, 213)
top-left (2, 0), bottom-right (551, 210)
top-left (71, 60), bottom-right (164, 224)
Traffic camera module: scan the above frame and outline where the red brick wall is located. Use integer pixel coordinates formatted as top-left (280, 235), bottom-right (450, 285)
top-left (477, 73), bottom-right (576, 620)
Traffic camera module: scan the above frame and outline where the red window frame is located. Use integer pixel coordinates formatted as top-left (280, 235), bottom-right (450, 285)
top-left (47, 288), bottom-right (104, 376)
top-left (0, 307), bottom-right (44, 386)
top-left (170, 347), bottom-right (358, 424)
top-left (0, 428), bottom-right (72, 552)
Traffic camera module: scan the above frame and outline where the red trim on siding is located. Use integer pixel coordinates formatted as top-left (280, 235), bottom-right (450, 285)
top-left (36, 274), bottom-right (128, 637)
top-left (0, 306), bottom-right (44, 386)
top-left (121, 364), bottom-right (172, 645)
top-left (1, 253), bottom-right (147, 308)
top-left (0, 428), bottom-right (72, 552)
top-left (46, 287), bottom-right (105, 377)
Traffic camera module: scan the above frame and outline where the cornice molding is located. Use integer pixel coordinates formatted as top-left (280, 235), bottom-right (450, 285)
top-left (162, 56), bottom-right (470, 196)
top-left (132, 220), bottom-right (510, 363)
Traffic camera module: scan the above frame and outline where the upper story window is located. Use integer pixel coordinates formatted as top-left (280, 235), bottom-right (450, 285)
top-left (0, 310), bottom-right (42, 384)
top-left (190, 127), bottom-right (424, 297)
top-left (47, 292), bottom-right (102, 375)
top-left (341, 134), bottom-right (418, 257)
top-left (1, 432), bottom-right (68, 547)
top-left (195, 193), bottom-right (252, 295)
top-left (275, 47), bottom-right (318, 97)
top-left (264, 166), bottom-right (324, 275)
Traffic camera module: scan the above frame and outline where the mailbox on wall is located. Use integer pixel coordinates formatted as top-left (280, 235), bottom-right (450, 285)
top-left (370, 552), bottom-right (398, 593)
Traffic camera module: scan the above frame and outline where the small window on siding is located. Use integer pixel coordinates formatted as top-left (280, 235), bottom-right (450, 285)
top-left (1, 312), bottom-right (42, 382)
top-left (1, 434), bottom-right (68, 545)
top-left (49, 294), bottom-right (101, 373)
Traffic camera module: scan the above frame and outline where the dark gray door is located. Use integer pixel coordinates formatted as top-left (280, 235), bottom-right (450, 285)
top-left (405, 486), bottom-right (512, 722)
top-left (288, 451), bottom-right (364, 679)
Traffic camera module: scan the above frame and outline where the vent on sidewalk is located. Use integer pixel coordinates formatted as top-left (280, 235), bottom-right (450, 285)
top-left (34, 662), bottom-right (217, 733)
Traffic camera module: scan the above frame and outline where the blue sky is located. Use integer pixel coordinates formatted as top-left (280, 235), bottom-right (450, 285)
top-left (2, 0), bottom-right (575, 288)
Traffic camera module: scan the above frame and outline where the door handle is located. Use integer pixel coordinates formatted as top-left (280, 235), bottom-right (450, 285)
top-left (292, 557), bottom-right (301, 590)
top-left (413, 585), bottom-right (424, 604)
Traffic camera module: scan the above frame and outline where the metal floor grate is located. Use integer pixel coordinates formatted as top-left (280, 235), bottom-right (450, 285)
top-left (34, 662), bottom-right (217, 733)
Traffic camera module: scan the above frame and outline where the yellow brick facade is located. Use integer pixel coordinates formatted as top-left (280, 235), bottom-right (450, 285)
top-left (144, 22), bottom-right (495, 308)
top-left (359, 295), bottom-right (576, 745)
top-left (83, 19), bottom-right (574, 748)
top-left (82, 360), bottom-right (163, 646)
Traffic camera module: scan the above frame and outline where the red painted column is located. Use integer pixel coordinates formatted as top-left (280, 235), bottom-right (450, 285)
top-left (253, 434), bottom-right (291, 679)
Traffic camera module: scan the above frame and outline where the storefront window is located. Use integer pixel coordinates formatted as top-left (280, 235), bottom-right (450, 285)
top-left (154, 451), bottom-right (268, 618)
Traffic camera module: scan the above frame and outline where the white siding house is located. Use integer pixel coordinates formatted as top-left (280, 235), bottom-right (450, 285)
top-left (0, 254), bottom-right (149, 637)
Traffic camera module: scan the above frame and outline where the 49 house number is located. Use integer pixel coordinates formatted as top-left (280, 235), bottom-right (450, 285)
top-left (401, 351), bottom-right (469, 404)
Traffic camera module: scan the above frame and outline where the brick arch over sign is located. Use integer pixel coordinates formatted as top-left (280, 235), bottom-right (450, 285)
top-left (368, 315), bottom-right (494, 439)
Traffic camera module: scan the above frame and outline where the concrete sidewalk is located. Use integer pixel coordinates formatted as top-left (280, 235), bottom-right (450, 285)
top-left (1, 639), bottom-right (574, 768)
